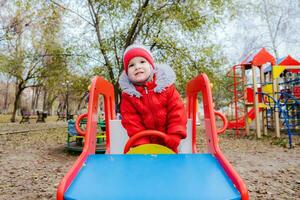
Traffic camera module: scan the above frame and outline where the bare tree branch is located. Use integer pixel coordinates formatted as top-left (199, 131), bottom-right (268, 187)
top-left (124, 0), bottom-right (150, 48)
top-left (108, 12), bottom-right (121, 70)
top-left (49, 0), bottom-right (93, 26)
top-left (87, 0), bottom-right (115, 84)
top-left (263, 0), bottom-right (281, 58)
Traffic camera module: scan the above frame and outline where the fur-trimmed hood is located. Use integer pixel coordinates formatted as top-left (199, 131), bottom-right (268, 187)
top-left (118, 64), bottom-right (176, 98)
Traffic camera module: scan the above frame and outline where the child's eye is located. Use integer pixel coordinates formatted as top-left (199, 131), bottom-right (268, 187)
top-left (128, 64), bottom-right (134, 68)
top-left (140, 60), bottom-right (146, 63)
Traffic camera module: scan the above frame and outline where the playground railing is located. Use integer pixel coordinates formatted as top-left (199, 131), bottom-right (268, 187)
top-left (186, 73), bottom-right (249, 200)
top-left (258, 91), bottom-right (300, 147)
top-left (277, 92), bottom-right (300, 148)
top-left (57, 76), bottom-right (115, 200)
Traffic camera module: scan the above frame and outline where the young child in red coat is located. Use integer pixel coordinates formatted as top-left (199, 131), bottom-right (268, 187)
top-left (119, 44), bottom-right (187, 153)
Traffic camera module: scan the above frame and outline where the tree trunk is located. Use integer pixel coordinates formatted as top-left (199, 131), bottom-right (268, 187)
top-left (10, 84), bottom-right (23, 122)
top-left (46, 96), bottom-right (57, 116)
top-left (31, 86), bottom-right (36, 112)
top-left (57, 100), bottom-right (63, 113)
top-left (43, 87), bottom-right (48, 111)
top-left (3, 79), bottom-right (10, 113)
top-left (87, 0), bottom-right (114, 84)
top-left (124, 0), bottom-right (150, 48)
top-left (34, 87), bottom-right (41, 111)
top-left (114, 84), bottom-right (121, 108)
top-left (11, 99), bottom-right (18, 122)
top-left (76, 92), bottom-right (88, 113)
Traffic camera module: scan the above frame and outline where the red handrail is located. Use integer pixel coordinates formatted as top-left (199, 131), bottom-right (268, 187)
top-left (75, 113), bottom-right (88, 136)
top-left (214, 111), bottom-right (228, 135)
top-left (186, 74), bottom-right (249, 200)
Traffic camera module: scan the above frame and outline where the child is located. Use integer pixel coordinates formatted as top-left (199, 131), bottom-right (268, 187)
top-left (119, 44), bottom-right (187, 153)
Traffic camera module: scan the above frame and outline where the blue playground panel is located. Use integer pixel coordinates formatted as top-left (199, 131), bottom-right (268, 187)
top-left (64, 154), bottom-right (240, 200)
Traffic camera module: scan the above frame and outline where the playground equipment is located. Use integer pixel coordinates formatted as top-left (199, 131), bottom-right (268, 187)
top-left (227, 48), bottom-right (300, 147)
top-left (66, 116), bottom-right (106, 153)
top-left (57, 74), bottom-right (248, 200)
top-left (262, 55), bottom-right (300, 147)
top-left (226, 48), bottom-right (275, 136)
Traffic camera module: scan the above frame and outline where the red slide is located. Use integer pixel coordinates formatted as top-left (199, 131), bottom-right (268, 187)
top-left (228, 107), bottom-right (262, 129)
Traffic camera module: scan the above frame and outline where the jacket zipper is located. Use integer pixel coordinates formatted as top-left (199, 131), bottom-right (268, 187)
top-left (144, 86), bottom-right (158, 130)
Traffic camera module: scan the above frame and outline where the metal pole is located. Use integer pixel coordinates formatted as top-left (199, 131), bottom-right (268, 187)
top-left (233, 66), bottom-right (239, 136)
top-left (66, 81), bottom-right (69, 120)
top-left (242, 66), bottom-right (249, 135)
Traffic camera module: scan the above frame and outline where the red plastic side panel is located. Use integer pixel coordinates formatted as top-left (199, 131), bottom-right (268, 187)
top-left (227, 119), bottom-right (245, 129)
top-left (246, 87), bottom-right (262, 103)
top-left (57, 76), bottom-right (115, 200)
top-left (186, 74), bottom-right (220, 154)
top-left (186, 74), bottom-right (249, 200)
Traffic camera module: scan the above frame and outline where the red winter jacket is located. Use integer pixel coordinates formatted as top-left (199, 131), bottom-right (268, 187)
top-left (119, 64), bottom-right (187, 152)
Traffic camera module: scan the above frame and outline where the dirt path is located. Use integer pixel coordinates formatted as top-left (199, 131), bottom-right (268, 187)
top-left (0, 124), bottom-right (74, 200)
top-left (219, 134), bottom-right (300, 199)
top-left (0, 122), bottom-right (299, 199)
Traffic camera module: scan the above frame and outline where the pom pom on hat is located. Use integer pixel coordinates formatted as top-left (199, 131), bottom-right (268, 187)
top-left (123, 44), bottom-right (154, 74)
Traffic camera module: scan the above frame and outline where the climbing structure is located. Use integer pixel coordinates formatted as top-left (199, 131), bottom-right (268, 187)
top-left (226, 48), bottom-right (276, 137)
top-left (227, 48), bottom-right (300, 147)
top-left (263, 55), bottom-right (300, 147)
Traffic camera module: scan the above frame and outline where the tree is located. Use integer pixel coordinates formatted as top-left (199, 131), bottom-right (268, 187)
top-left (37, 3), bottom-right (68, 114)
top-left (0, 1), bottom-right (67, 121)
top-left (0, 3), bottom-right (36, 122)
top-left (0, 73), bottom-right (13, 113)
top-left (260, 0), bottom-right (300, 59)
top-left (222, 0), bottom-right (300, 62)
top-left (52, 0), bottom-right (233, 103)
top-left (69, 74), bottom-right (91, 113)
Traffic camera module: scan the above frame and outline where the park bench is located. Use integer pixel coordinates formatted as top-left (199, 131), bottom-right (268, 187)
top-left (20, 110), bottom-right (36, 124)
top-left (36, 111), bottom-right (48, 123)
top-left (67, 114), bottom-right (74, 120)
top-left (57, 111), bottom-right (66, 121)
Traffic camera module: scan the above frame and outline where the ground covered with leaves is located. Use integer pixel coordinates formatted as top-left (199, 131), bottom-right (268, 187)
top-left (0, 121), bottom-right (299, 199)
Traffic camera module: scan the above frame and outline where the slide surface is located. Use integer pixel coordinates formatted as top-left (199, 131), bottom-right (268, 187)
top-left (228, 107), bottom-right (262, 128)
top-left (64, 154), bottom-right (240, 200)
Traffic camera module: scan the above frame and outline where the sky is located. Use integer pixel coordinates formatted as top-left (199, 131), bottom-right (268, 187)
top-left (211, 0), bottom-right (300, 69)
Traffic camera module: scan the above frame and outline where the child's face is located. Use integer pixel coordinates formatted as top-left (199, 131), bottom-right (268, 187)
top-left (127, 57), bottom-right (152, 83)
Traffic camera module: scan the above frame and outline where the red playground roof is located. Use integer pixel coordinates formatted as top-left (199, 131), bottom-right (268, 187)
top-left (278, 55), bottom-right (300, 73)
top-left (240, 48), bottom-right (276, 69)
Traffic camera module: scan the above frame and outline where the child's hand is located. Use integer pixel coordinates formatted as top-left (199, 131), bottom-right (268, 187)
top-left (165, 135), bottom-right (181, 153)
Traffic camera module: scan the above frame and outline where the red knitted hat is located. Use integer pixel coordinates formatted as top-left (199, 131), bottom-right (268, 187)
top-left (123, 44), bottom-right (154, 74)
